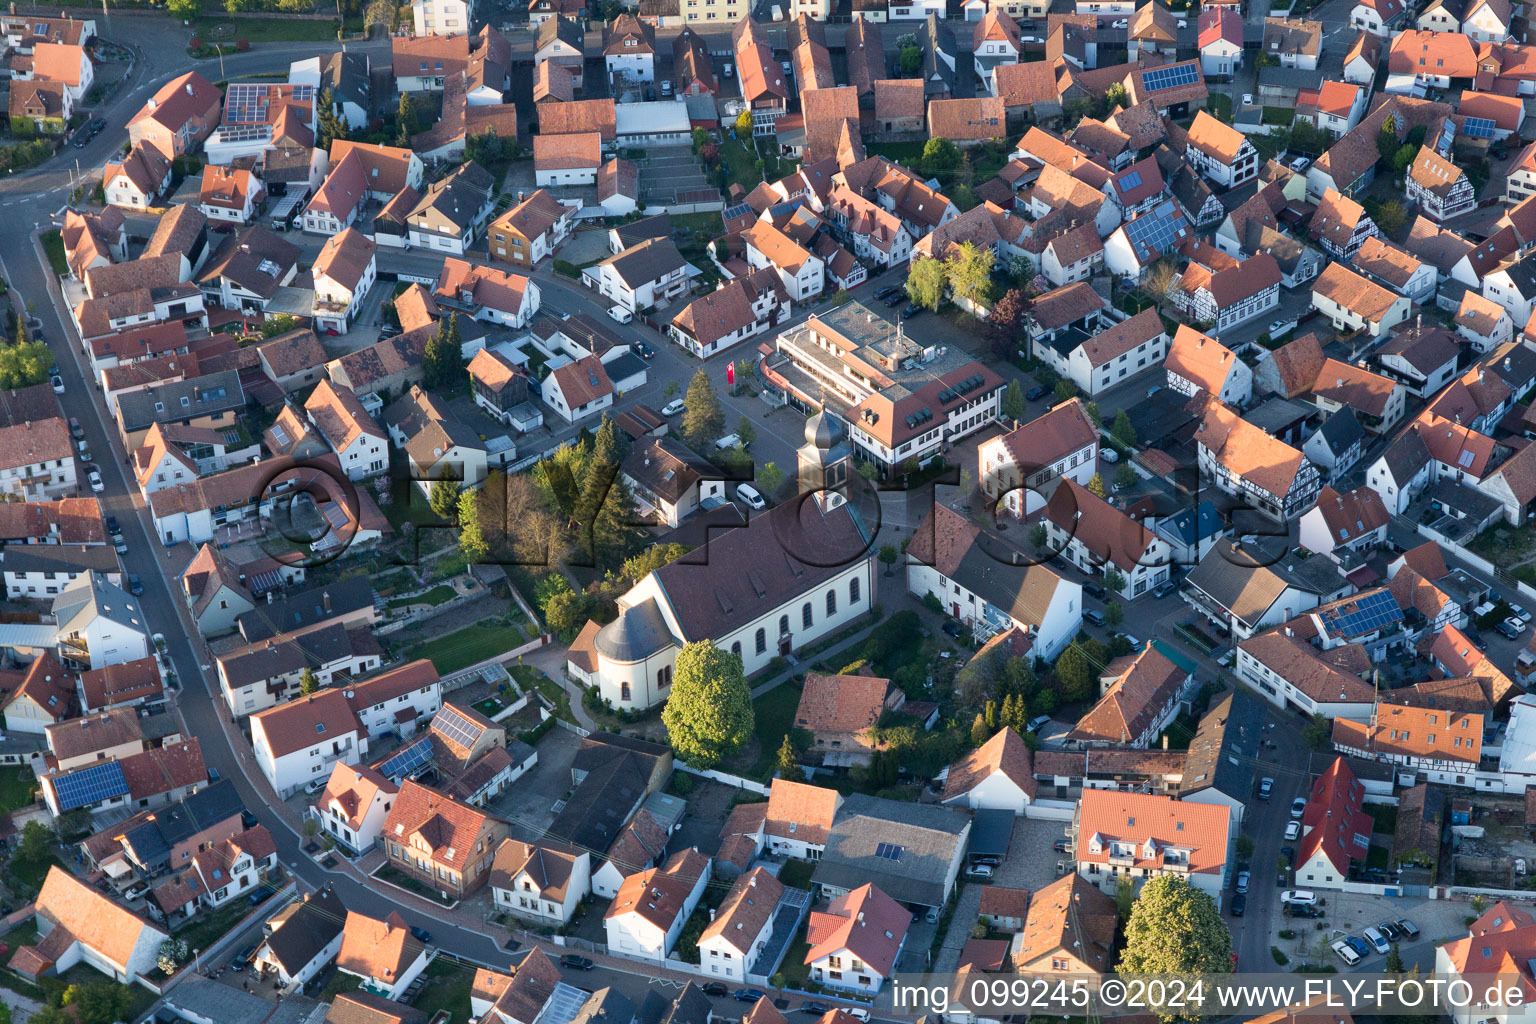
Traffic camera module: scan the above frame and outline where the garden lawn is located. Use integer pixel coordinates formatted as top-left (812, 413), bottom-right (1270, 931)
top-left (405, 622), bottom-right (527, 675)
top-left (745, 681), bottom-right (803, 779)
top-left (1207, 94), bottom-right (1233, 122)
top-left (415, 958), bottom-right (476, 1023)
top-left (867, 140), bottom-right (927, 164)
top-left (41, 231), bottom-right (67, 277)
top-left (10, 854), bottom-right (61, 894)
top-left (718, 140), bottom-right (763, 190)
top-left (194, 16), bottom-right (360, 42)
top-left (0, 766), bottom-right (36, 812)
top-left (172, 897), bottom-right (257, 954)
top-left (517, 665), bottom-right (576, 725)
top-left (386, 584), bottom-right (456, 610)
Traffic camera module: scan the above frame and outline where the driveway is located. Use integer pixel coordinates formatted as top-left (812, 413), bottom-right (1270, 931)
top-left (488, 726), bottom-right (580, 842)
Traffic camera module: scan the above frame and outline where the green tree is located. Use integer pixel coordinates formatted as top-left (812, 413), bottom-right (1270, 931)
top-left (1112, 409), bottom-right (1137, 448)
top-left (662, 640), bottom-right (755, 768)
top-left (396, 94), bottom-right (420, 147)
top-left (1054, 640), bottom-right (1103, 702)
top-left (1104, 600), bottom-right (1124, 626)
top-left (364, 0), bottom-right (395, 30)
top-left (259, 313), bottom-right (299, 338)
top-left (1087, 473), bottom-right (1107, 498)
top-left (16, 819), bottom-right (53, 863)
top-left (776, 734), bottom-right (803, 782)
top-left (1104, 81), bottom-right (1129, 112)
top-left (1374, 199), bottom-right (1409, 236)
top-left (168, 0), bottom-right (201, 17)
top-left (11, 312), bottom-right (25, 347)
top-left (299, 668), bottom-right (319, 695)
top-left (620, 543), bottom-right (689, 583)
top-left (1103, 566), bottom-right (1126, 592)
top-left (970, 712), bottom-right (990, 746)
top-left (737, 416), bottom-right (756, 447)
top-left (429, 474), bottom-right (461, 522)
top-left (878, 543), bottom-right (900, 576)
top-left (572, 416), bottom-right (641, 566)
top-left (467, 129), bottom-right (505, 166)
top-left (316, 89), bottom-right (348, 147)
top-left (0, 341), bottom-right (49, 389)
top-left (1376, 113), bottom-right (1400, 163)
top-left (1304, 712), bottom-right (1331, 749)
top-left (1236, 835), bottom-right (1255, 860)
top-left (423, 313), bottom-right (466, 390)
top-left (1118, 875), bottom-right (1234, 1016)
top-left (1386, 944), bottom-right (1405, 974)
top-left (758, 461), bottom-right (784, 495)
top-left (682, 368), bottom-right (725, 449)
top-left (906, 257), bottom-right (947, 311)
top-left (459, 488), bottom-right (490, 561)
top-left (1115, 877), bottom-right (1135, 924)
top-left (542, 587), bottom-right (592, 643)
top-left (692, 126), bottom-right (708, 152)
top-left (734, 109), bottom-right (753, 136)
top-left (1054, 380), bottom-right (1078, 403)
top-left (1029, 523), bottom-right (1048, 549)
top-left (1000, 379), bottom-right (1026, 422)
top-left (922, 137), bottom-right (960, 176)
top-left (1115, 462), bottom-right (1137, 489)
top-left (898, 44), bottom-right (923, 74)
top-left (945, 241), bottom-right (996, 310)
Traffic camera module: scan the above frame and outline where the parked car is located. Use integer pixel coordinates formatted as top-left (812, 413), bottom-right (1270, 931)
top-left (1515, 603), bottom-right (1534, 625)
top-left (128, 574), bottom-right (144, 596)
top-left (901, 303), bottom-right (922, 319)
top-left (1119, 633), bottom-right (1140, 648)
top-left (1285, 904), bottom-right (1321, 918)
top-left (1281, 890), bottom-right (1318, 905)
top-left (631, 340), bottom-right (655, 359)
top-left (1396, 918), bottom-right (1419, 939)
top-left (1378, 921), bottom-right (1402, 942)
top-left (1025, 384), bottom-right (1049, 401)
top-left (1467, 627), bottom-right (1488, 651)
top-left (846, 1011), bottom-right (870, 1023)
top-left (1500, 617), bottom-right (1525, 640)
top-left (303, 778), bottom-right (326, 795)
top-left (736, 483), bottom-right (766, 510)
top-left (1234, 871), bottom-right (1249, 894)
top-left (1101, 448), bottom-right (1119, 463)
top-left (115, 536), bottom-right (128, 555)
top-left (1363, 927), bottom-right (1389, 955)
top-left (1153, 581), bottom-right (1176, 598)
top-left (560, 955), bottom-right (593, 970)
top-left (661, 398), bottom-right (686, 417)
top-left (942, 619), bottom-right (967, 639)
top-left (702, 983), bottom-right (728, 998)
top-left (883, 291), bottom-right (905, 307)
top-left (608, 305), bottom-right (634, 325)
top-left (969, 863), bottom-right (994, 879)
top-left (1028, 714), bottom-right (1052, 733)
top-left (1258, 777), bottom-right (1274, 800)
top-left (875, 285), bottom-right (902, 302)
top-left (50, 375), bottom-right (64, 394)
top-left (123, 882), bottom-right (149, 900)
top-left (734, 990), bottom-right (768, 1003)
top-left (1284, 820), bottom-right (1300, 841)
top-left (88, 471), bottom-right (104, 493)
top-left (1230, 892), bottom-right (1246, 916)
top-left (68, 417), bottom-right (83, 440)
top-left (714, 433), bottom-right (744, 450)
top-left (1346, 936), bottom-right (1371, 958)
top-left (1290, 797), bottom-right (1307, 819)
top-left (1331, 939), bottom-right (1361, 966)
top-left (1053, 838), bottom-right (1070, 852)
top-left (798, 1004), bottom-right (831, 1015)
top-left (1083, 582), bottom-right (1108, 600)
top-left (1084, 609), bottom-right (1106, 627)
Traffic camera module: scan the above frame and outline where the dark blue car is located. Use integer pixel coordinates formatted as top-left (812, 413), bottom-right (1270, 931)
top-left (734, 990), bottom-right (768, 1003)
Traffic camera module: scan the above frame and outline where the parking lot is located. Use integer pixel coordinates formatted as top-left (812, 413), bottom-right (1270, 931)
top-left (1270, 889), bottom-right (1470, 972)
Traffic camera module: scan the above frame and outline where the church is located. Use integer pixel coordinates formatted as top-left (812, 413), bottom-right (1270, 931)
top-left (566, 411), bottom-right (878, 710)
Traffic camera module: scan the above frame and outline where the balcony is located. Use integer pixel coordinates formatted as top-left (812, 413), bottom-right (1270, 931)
top-left (1107, 852), bottom-right (1136, 867)
top-left (1162, 860), bottom-right (1191, 873)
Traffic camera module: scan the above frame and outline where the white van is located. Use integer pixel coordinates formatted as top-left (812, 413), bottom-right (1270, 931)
top-left (714, 433), bottom-right (744, 450)
top-left (1331, 940), bottom-right (1361, 967)
top-left (736, 483), bottom-right (766, 510)
top-left (608, 305), bottom-right (633, 325)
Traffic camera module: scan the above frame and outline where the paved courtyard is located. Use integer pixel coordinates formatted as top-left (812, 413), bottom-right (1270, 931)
top-left (489, 726), bottom-right (580, 842)
top-left (1265, 888), bottom-right (1471, 973)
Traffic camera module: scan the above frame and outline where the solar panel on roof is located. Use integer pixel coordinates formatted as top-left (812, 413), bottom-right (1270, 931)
top-left (1141, 63), bottom-right (1199, 93)
top-left (1323, 589), bottom-right (1402, 637)
top-left (432, 704), bottom-right (483, 750)
top-left (1464, 117), bottom-right (1498, 138)
top-left (378, 736), bottom-right (433, 781)
top-left (1120, 170), bottom-right (1143, 191)
top-left (51, 760), bottom-right (129, 812)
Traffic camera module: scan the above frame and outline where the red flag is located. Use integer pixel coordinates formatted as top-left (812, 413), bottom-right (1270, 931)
top-left (727, 362), bottom-right (736, 386)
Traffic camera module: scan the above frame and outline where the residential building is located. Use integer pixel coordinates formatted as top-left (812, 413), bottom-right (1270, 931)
top-left (1171, 253), bottom-right (1281, 334)
top-left (489, 840), bottom-right (591, 926)
top-left (1164, 326), bottom-right (1254, 405)
top-left (127, 71), bottom-right (222, 161)
top-left (10, 867), bottom-right (167, 984)
top-left (336, 910), bottom-right (431, 999)
top-left (804, 884), bottom-right (908, 993)
top-left (978, 398), bottom-right (1098, 518)
top-left (314, 761), bottom-right (397, 855)
top-left (413, 0), bottom-right (473, 36)
top-left (941, 727), bottom-right (1036, 813)
top-left (1333, 704), bottom-right (1483, 785)
top-left (669, 270), bottom-right (790, 358)
top-left (251, 689), bottom-right (368, 799)
top-left (698, 867), bottom-right (784, 981)
top-left (311, 227), bottom-right (377, 335)
top-left (1236, 629), bottom-right (1376, 719)
top-left (1198, 8), bottom-right (1242, 77)
top-left (1073, 789), bottom-right (1231, 906)
top-left (1312, 261), bottom-right (1412, 338)
top-left (1042, 478), bottom-right (1172, 600)
top-left (488, 190), bottom-right (573, 267)
top-left (1407, 145), bottom-right (1477, 221)
top-left (1008, 873), bottom-right (1115, 973)
top-left (1068, 644), bottom-right (1194, 747)
top-left (763, 778), bottom-right (842, 860)
top-left (604, 848), bottom-right (712, 961)
top-left (382, 779), bottom-right (508, 899)
top-left (1299, 485), bottom-right (1390, 566)
top-left (589, 237), bottom-right (694, 312)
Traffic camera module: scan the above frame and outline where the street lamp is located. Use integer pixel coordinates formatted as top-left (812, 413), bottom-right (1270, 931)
top-left (193, 947), bottom-right (202, 974)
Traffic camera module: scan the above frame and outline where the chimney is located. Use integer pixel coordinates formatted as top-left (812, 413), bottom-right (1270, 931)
top-left (323, 591), bottom-right (332, 612)
top-left (186, 82), bottom-right (193, 96)
top-left (709, 907), bottom-right (716, 921)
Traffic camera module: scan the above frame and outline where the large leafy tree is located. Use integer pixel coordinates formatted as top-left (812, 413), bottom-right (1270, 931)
top-left (988, 289), bottom-right (1027, 359)
top-left (906, 257), bottom-right (946, 311)
top-left (921, 137), bottom-right (960, 176)
top-left (429, 472), bottom-right (461, 522)
top-left (682, 368), bottom-right (724, 450)
top-left (316, 89), bottom-right (348, 147)
top-left (662, 641), bottom-right (754, 768)
top-left (572, 415), bottom-right (642, 566)
top-left (1054, 638), bottom-right (1104, 702)
top-left (1119, 876), bottom-right (1233, 1019)
top-left (945, 241), bottom-right (995, 309)
top-left (396, 94), bottom-right (420, 147)
top-left (0, 341), bottom-right (52, 389)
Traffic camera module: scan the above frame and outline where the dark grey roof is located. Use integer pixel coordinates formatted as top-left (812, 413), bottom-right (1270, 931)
top-left (812, 793), bottom-right (971, 908)
top-left (572, 988), bottom-right (636, 1024)
top-left (1316, 407), bottom-right (1366, 455)
top-left (599, 237), bottom-right (689, 290)
top-left (119, 779), bottom-right (245, 870)
top-left (1179, 689), bottom-right (1266, 801)
top-left (237, 574), bottom-right (375, 641)
top-left (620, 436), bottom-right (718, 506)
top-left (1503, 252), bottom-right (1536, 298)
top-left (1258, 65), bottom-right (1325, 90)
top-left (168, 978), bottom-right (326, 1024)
top-left (922, 14), bottom-right (956, 95)
top-left (1242, 396), bottom-right (1314, 435)
top-left (198, 225), bottom-right (302, 299)
top-left (614, 213), bottom-right (672, 250)
top-left (410, 162), bottom-right (495, 233)
top-left (537, 15), bottom-right (583, 51)
top-left (660, 984), bottom-right (713, 1024)
top-left (594, 596), bottom-right (676, 662)
top-left (0, 544), bottom-right (120, 576)
top-left (261, 888), bottom-right (346, 975)
top-left (323, 51), bottom-right (370, 113)
top-left (117, 370), bottom-right (245, 432)
top-left (552, 734), bottom-right (667, 852)
top-left (1376, 426), bottom-right (1432, 487)
top-left (1487, 342), bottom-right (1536, 395)
top-left (968, 808), bottom-right (1015, 857)
top-left (219, 621), bottom-right (376, 688)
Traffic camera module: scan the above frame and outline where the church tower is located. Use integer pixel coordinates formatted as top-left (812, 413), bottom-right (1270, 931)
top-left (797, 408), bottom-right (853, 508)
